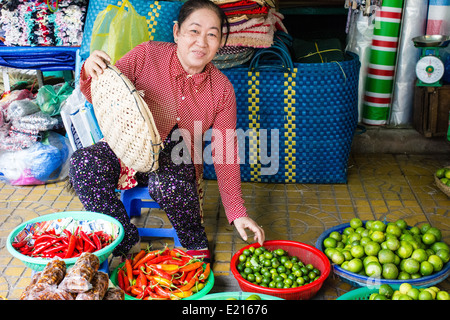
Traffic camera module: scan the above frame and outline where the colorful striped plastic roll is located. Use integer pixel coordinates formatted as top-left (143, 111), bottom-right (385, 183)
top-left (426, 0), bottom-right (450, 35)
top-left (361, 0), bottom-right (404, 125)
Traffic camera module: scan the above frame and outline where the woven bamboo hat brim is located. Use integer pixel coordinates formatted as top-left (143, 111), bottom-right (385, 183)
top-left (91, 65), bottom-right (162, 172)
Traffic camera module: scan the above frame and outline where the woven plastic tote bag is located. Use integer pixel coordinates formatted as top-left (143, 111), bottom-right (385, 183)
top-left (91, 65), bottom-right (162, 172)
top-left (203, 38), bottom-right (361, 184)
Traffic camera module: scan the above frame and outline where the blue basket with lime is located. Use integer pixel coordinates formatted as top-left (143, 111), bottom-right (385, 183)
top-left (315, 218), bottom-right (450, 288)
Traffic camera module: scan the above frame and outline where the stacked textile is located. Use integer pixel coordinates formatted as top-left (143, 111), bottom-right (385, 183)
top-left (214, 0), bottom-right (287, 48)
top-left (0, 0), bottom-right (88, 46)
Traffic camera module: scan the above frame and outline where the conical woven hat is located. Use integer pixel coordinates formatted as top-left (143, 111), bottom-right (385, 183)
top-left (91, 65), bottom-right (162, 172)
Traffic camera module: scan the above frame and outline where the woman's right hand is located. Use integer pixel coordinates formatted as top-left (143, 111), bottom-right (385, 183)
top-left (83, 50), bottom-right (111, 80)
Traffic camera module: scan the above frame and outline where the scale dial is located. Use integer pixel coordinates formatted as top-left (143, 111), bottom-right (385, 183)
top-left (415, 55), bottom-right (445, 84)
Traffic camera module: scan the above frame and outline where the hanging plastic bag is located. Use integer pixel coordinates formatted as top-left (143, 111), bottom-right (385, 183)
top-left (36, 82), bottom-right (74, 116)
top-left (90, 0), bottom-right (148, 65)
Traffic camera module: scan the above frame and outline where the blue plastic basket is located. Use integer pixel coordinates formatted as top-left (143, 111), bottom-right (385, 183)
top-left (315, 222), bottom-right (450, 288)
top-left (203, 38), bottom-right (360, 184)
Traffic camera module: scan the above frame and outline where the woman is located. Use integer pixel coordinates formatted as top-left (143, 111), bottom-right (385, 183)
top-left (69, 0), bottom-right (264, 259)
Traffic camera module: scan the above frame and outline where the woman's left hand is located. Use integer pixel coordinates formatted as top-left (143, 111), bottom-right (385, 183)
top-left (233, 217), bottom-right (265, 246)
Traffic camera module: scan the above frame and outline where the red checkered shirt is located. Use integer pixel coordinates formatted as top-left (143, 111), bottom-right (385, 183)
top-left (80, 41), bottom-right (247, 223)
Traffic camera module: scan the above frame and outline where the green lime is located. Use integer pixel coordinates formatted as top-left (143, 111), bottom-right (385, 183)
top-left (418, 290), bottom-right (433, 300)
top-left (419, 261), bottom-right (434, 276)
top-left (365, 261), bottom-right (382, 278)
top-left (436, 168), bottom-right (446, 178)
top-left (382, 263), bottom-right (399, 280)
top-left (411, 248), bottom-right (428, 263)
top-left (396, 241), bottom-right (413, 259)
top-left (436, 291), bottom-right (450, 300)
top-left (245, 294), bottom-right (261, 300)
top-left (379, 284), bottom-right (394, 299)
top-left (329, 231), bottom-right (342, 242)
top-left (426, 227), bottom-right (442, 242)
top-left (378, 249), bottom-right (395, 264)
top-left (347, 258), bottom-right (363, 273)
top-left (350, 245), bottom-right (365, 259)
top-left (395, 219), bottom-right (407, 230)
top-left (431, 241), bottom-right (450, 253)
top-left (436, 249), bottom-right (450, 264)
top-left (386, 224), bottom-right (402, 238)
top-left (370, 231), bottom-right (386, 244)
top-left (428, 254), bottom-right (443, 272)
top-left (403, 258), bottom-right (420, 275)
top-left (372, 221), bottom-right (386, 232)
top-left (364, 241), bottom-right (381, 256)
top-left (350, 218), bottom-right (363, 229)
top-left (420, 223), bottom-right (431, 234)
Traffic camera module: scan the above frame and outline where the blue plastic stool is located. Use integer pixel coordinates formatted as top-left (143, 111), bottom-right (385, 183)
top-left (120, 186), bottom-right (182, 247)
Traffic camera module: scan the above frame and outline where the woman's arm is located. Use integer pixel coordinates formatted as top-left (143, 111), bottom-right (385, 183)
top-left (212, 83), bottom-right (265, 245)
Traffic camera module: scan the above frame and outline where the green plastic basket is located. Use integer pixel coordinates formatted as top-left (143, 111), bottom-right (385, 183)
top-left (199, 292), bottom-right (284, 300)
top-left (337, 284), bottom-right (403, 300)
top-left (110, 261), bottom-right (214, 300)
top-left (7, 211), bottom-right (124, 271)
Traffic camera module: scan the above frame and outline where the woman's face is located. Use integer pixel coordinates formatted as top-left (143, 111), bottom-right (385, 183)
top-left (174, 8), bottom-right (222, 75)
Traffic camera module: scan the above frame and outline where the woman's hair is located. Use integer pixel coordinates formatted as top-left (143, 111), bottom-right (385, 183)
top-left (177, 0), bottom-right (229, 46)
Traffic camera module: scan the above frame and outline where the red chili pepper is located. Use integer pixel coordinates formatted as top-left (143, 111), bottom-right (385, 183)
top-left (199, 263), bottom-right (210, 282)
top-left (140, 268), bottom-right (148, 287)
top-left (178, 269), bottom-right (201, 291)
top-left (121, 269), bottom-right (130, 293)
top-left (117, 267), bottom-right (125, 291)
top-left (12, 240), bottom-right (27, 249)
top-left (42, 243), bottom-right (67, 255)
top-left (146, 255), bottom-right (173, 265)
top-left (152, 282), bottom-right (172, 299)
top-left (80, 231), bottom-right (96, 249)
top-left (132, 250), bottom-right (146, 267)
top-left (133, 249), bottom-right (161, 269)
top-left (32, 238), bottom-right (60, 255)
top-left (92, 233), bottom-right (102, 250)
top-left (170, 248), bottom-right (194, 259)
top-left (149, 265), bottom-right (172, 281)
top-left (125, 259), bottom-right (133, 285)
top-left (179, 261), bottom-right (203, 273)
top-left (64, 234), bottom-right (77, 259)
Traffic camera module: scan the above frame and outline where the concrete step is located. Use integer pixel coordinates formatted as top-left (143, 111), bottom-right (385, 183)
top-left (351, 126), bottom-right (450, 154)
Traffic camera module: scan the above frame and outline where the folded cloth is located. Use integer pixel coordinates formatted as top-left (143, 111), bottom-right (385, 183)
top-left (212, 46), bottom-right (254, 69)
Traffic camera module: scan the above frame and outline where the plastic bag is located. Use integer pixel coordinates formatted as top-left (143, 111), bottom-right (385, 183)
top-left (0, 131), bottom-right (73, 185)
top-left (90, 0), bottom-right (148, 64)
top-left (60, 88), bottom-right (103, 150)
top-left (75, 271), bottom-right (109, 300)
top-left (6, 98), bottom-right (40, 121)
top-left (58, 252), bottom-right (100, 293)
top-left (36, 82), bottom-right (74, 116)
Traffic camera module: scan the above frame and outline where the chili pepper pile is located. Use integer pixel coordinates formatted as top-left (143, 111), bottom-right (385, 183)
top-left (116, 246), bottom-right (211, 300)
top-left (12, 227), bottom-right (113, 259)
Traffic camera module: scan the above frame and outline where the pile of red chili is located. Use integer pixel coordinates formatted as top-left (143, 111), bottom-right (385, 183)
top-left (12, 227), bottom-right (113, 259)
top-left (116, 247), bottom-right (211, 300)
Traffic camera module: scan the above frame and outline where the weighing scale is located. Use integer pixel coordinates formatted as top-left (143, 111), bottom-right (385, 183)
top-left (412, 35), bottom-right (450, 87)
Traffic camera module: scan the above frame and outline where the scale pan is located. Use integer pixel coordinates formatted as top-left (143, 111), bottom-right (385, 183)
top-left (412, 35), bottom-right (450, 47)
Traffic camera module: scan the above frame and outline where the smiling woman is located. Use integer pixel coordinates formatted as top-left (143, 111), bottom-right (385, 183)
top-left (69, 0), bottom-right (265, 258)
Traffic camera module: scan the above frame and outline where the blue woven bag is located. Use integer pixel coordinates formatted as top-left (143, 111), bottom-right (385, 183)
top-left (203, 38), bottom-right (361, 184)
top-left (80, 0), bottom-right (183, 60)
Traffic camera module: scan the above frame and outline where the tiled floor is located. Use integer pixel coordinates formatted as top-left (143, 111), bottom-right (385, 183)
top-left (1, 153), bottom-right (449, 300)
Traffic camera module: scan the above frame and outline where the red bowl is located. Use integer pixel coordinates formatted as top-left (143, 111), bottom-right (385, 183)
top-left (230, 240), bottom-right (331, 300)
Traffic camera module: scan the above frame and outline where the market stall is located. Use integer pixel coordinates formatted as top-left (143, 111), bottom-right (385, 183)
top-left (1, 0), bottom-right (450, 302)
